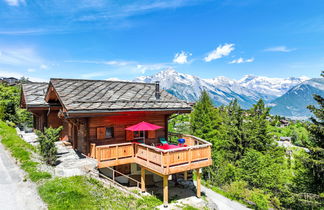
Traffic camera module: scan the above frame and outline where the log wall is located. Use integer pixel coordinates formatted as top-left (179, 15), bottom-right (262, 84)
top-left (88, 112), bottom-right (169, 145)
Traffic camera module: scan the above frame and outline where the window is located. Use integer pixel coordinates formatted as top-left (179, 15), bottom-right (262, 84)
top-left (96, 126), bottom-right (114, 140)
top-left (134, 131), bottom-right (144, 139)
top-left (105, 127), bottom-right (114, 139)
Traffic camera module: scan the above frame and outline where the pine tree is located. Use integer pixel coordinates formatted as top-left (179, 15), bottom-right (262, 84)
top-left (307, 72), bottom-right (324, 148)
top-left (190, 90), bottom-right (223, 181)
top-left (245, 99), bottom-right (273, 152)
top-left (304, 71), bottom-right (324, 194)
top-left (222, 99), bottom-right (245, 161)
top-left (190, 90), bottom-right (221, 142)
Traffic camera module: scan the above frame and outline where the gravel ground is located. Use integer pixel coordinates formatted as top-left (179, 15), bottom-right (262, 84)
top-left (0, 143), bottom-right (46, 210)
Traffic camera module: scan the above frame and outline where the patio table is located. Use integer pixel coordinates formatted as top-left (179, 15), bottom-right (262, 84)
top-left (156, 144), bottom-right (181, 150)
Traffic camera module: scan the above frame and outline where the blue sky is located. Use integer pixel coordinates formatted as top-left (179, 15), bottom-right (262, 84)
top-left (0, 0), bottom-right (323, 81)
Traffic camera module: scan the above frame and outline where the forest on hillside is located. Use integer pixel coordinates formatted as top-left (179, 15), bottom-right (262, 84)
top-left (169, 73), bottom-right (324, 209)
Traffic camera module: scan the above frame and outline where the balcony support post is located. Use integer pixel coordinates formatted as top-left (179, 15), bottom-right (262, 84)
top-left (141, 167), bottom-right (146, 193)
top-left (196, 168), bottom-right (201, 198)
top-left (184, 171), bottom-right (188, 180)
top-left (163, 175), bottom-right (168, 207)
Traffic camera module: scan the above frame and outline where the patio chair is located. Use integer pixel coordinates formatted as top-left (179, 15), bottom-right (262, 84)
top-left (159, 137), bottom-right (168, 145)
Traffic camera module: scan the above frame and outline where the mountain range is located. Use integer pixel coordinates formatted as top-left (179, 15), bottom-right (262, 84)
top-left (134, 69), bottom-right (324, 119)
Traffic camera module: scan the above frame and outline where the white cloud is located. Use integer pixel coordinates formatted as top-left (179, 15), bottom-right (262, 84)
top-left (204, 43), bottom-right (235, 62)
top-left (4, 0), bottom-right (25, 6)
top-left (65, 60), bottom-right (133, 66)
top-left (27, 68), bottom-right (36, 72)
top-left (40, 64), bottom-right (48, 70)
top-left (0, 47), bottom-right (44, 66)
top-left (229, 57), bottom-right (254, 64)
top-left (173, 51), bottom-right (191, 64)
top-left (136, 63), bottom-right (170, 74)
top-left (106, 77), bottom-right (128, 81)
top-left (0, 70), bottom-right (47, 82)
top-left (264, 46), bottom-right (296, 52)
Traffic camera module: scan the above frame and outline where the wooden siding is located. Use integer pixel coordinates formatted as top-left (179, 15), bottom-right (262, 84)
top-left (88, 112), bottom-right (168, 145)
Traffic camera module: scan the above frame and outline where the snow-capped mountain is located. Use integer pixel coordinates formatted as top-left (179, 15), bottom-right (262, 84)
top-left (270, 78), bottom-right (324, 118)
top-left (135, 69), bottom-right (264, 108)
top-left (134, 69), bottom-right (309, 109)
top-left (238, 75), bottom-right (309, 101)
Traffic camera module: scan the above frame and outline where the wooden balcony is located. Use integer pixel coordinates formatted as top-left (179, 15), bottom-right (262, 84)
top-left (90, 133), bottom-right (212, 176)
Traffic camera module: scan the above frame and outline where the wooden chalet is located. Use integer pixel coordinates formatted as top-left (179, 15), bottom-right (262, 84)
top-left (21, 78), bottom-right (212, 206)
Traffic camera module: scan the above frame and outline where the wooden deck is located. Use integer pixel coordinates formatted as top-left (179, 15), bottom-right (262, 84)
top-left (90, 133), bottom-right (212, 175)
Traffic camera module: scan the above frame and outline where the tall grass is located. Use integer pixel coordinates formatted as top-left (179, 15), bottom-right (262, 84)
top-left (0, 121), bottom-right (51, 181)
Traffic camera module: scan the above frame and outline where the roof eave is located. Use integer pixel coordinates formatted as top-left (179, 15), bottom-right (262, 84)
top-left (64, 107), bottom-right (192, 118)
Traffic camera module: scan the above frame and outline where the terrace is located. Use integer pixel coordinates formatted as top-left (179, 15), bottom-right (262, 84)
top-left (89, 132), bottom-right (212, 175)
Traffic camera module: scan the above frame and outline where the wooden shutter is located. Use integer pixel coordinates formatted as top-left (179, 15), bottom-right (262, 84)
top-left (126, 130), bottom-right (134, 141)
top-left (97, 127), bottom-right (106, 140)
top-left (148, 130), bottom-right (156, 138)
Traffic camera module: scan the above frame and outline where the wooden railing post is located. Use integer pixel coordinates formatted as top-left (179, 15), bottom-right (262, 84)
top-left (116, 145), bottom-right (119, 161)
top-left (166, 152), bottom-right (170, 173)
top-left (97, 147), bottom-right (101, 162)
top-left (146, 147), bottom-right (149, 163)
top-left (90, 143), bottom-right (96, 158)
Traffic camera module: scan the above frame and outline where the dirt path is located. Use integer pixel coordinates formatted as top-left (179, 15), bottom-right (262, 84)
top-left (0, 143), bottom-right (46, 210)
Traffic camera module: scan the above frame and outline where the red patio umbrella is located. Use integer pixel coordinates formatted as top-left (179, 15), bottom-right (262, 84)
top-left (126, 121), bottom-right (162, 143)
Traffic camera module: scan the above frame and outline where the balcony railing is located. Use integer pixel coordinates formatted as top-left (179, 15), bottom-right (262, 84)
top-left (90, 133), bottom-right (212, 175)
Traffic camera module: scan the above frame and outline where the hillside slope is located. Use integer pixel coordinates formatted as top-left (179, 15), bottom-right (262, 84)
top-left (270, 78), bottom-right (324, 118)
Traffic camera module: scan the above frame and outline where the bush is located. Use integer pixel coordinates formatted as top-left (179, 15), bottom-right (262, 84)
top-left (36, 126), bottom-right (62, 166)
top-left (223, 181), bottom-right (272, 209)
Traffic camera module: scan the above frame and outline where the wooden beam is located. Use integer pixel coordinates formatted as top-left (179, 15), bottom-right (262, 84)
top-left (163, 175), bottom-right (168, 207)
top-left (141, 167), bottom-right (146, 193)
top-left (184, 171), bottom-right (188, 180)
top-left (196, 168), bottom-right (201, 198)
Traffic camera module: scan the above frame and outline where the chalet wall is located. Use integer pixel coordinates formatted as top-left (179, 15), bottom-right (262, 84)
top-left (29, 109), bottom-right (68, 140)
top-left (88, 112), bottom-right (169, 145)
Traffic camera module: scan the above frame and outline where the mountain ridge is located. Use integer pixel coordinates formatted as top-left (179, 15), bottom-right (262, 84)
top-left (133, 69), bottom-right (324, 118)
top-left (133, 69), bottom-right (309, 107)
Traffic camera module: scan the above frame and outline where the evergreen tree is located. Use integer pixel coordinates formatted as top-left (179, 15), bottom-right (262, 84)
top-left (305, 71), bottom-right (324, 194)
top-left (222, 99), bottom-right (245, 161)
top-left (190, 90), bottom-right (221, 142)
top-left (190, 90), bottom-right (223, 181)
top-left (245, 99), bottom-right (273, 152)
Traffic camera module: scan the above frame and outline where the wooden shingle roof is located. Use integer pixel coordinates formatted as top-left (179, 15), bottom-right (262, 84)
top-left (49, 78), bottom-right (191, 113)
top-left (22, 83), bottom-right (49, 107)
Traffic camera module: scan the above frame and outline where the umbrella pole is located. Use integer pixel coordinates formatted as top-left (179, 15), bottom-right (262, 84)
top-left (143, 130), bottom-right (145, 144)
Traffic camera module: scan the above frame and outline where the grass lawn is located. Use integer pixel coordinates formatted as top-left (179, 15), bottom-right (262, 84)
top-left (0, 121), bottom-right (163, 209)
top-left (0, 121), bottom-right (52, 182)
top-left (38, 176), bottom-right (162, 210)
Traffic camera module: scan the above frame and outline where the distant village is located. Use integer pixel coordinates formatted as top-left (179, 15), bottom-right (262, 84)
top-left (0, 77), bottom-right (30, 86)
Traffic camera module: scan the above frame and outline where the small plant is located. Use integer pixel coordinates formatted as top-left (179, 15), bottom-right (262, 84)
top-left (36, 126), bottom-right (62, 166)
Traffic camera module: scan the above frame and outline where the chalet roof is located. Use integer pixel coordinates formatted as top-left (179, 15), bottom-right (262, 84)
top-left (22, 83), bottom-right (49, 107)
top-left (48, 78), bottom-right (191, 113)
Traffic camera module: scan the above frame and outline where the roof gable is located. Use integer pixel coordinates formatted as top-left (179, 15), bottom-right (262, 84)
top-left (21, 83), bottom-right (49, 108)
top-left (46, 78), bottom-right (191, 113)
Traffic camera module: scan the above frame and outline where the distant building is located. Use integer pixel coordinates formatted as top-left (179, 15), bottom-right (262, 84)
top-left (0, 77), bottom-right (19, 85)
top-left (279, 119), bottom-right (289, 127)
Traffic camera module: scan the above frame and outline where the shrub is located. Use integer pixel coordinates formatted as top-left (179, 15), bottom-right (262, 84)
top-left (36, 126), bottom-right (62, 166)
top-left (249, 188), bottom-right (270, 210)
top-left (223, 181), bottom-right (272, 209)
